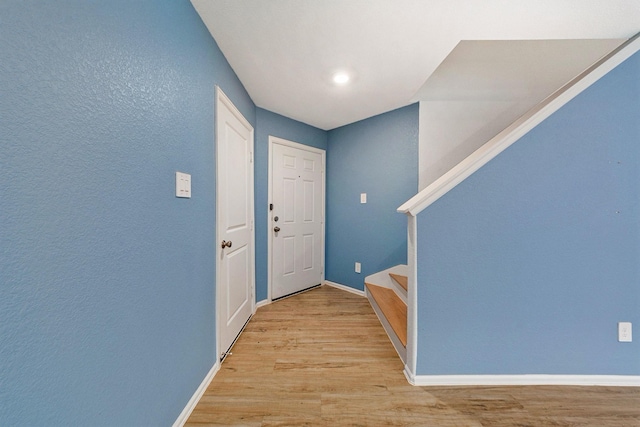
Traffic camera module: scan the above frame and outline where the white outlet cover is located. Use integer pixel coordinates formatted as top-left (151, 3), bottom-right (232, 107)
top-left (360, 193), bottom-right (367, 204)
top-left (618, 322), bottom-right (632, 342)
top-left (176, 172), bottom-right (191, 198)
top-left (355, 262), bottom-right (361, 273)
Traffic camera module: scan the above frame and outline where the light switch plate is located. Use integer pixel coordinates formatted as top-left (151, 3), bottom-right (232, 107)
top-left (360, 193), bottom-right (367, 204)
top-left (355, 262), bottom-right (361, 273)
top-left (176, 172), bottom-right (191, 198)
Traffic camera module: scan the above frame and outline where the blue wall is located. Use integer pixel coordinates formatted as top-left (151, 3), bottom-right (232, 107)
top-left (254, 108), bottom-right (328, 301)
top-left (0, 1), bottom-right (254, 425)
top-left (416, 51), bottom-right (639, 375)
top-left (326, 105), bottom-right (419, 290)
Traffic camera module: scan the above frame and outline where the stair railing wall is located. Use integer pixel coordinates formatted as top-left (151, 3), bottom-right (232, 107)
top-left (398, 32), bottom-right (640, 384)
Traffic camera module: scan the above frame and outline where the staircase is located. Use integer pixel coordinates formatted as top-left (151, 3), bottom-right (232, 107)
top-left (365, 265), bottom-right (408, 363)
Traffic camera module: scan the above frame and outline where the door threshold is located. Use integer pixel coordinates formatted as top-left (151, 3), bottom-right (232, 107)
top-left (272, 284), bottom-right (321, 302)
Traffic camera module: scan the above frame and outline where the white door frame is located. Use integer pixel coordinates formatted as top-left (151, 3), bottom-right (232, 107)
top-left (215, 86), bottom-right (256, 360)
top-left (267, 136), bottom-right (325, 302)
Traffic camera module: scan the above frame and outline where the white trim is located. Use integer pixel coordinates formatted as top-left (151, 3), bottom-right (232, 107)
top-left (399, 32), bottom-right (640, 217)
top-left (215, 86), bottom-right (256, 360)
top-left (255, 299), bottom-right (270, 309)
top-left (172, 362), bottom-right (220, 427)
top-left (267, 137), bottom-right (273, 303)
top-left (324, 280), bottom-right (365, 297)
top-left (405, 215), bottom-right (418, 381)
top-left (268, 136), bottom-right (326, 302)
top-left (404, 365), bottom-right (416, 385)
top-left (407, 374), bottom-right (640, 387)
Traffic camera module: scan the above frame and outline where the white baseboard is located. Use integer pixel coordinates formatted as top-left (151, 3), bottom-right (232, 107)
top-left (405, 372), bottom-right (640, 387)
top-left (255, 299), bottom-right (270, 309)
top-left (404, 366), bottom-right (416, 385)
top-left (324, 280), bottom-right (365, 297)
top-left (173, 362), bottom-right (220, 427)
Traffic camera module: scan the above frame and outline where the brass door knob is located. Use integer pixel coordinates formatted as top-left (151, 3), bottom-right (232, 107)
top-left (221, 240), bottom-right (232, 249)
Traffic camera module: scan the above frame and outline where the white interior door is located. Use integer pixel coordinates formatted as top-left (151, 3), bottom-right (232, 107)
top-left (216, 88), bottom-right (254, 360)
top-left (270, 138), bottom-right (324, 300)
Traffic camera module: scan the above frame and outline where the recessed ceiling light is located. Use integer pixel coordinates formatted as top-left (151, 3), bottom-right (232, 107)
top-left (333, 72), bottom-right (350, 85)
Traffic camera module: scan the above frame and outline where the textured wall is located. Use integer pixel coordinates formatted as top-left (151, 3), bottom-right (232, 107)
top-left (254, 108), bottom-right (327, 302)
top-left (326, 104), bottom-right (419, 290)
top-left (416, 51), bottom-right (639, 375)
top-left (0, 1), bottom-right (254, 425)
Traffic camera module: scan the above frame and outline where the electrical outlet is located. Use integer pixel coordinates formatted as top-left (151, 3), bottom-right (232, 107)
top-left (618, 322), bottom-right (632, 342)
top-left (176, 171), bottom-right (191, 198)
top-left (355, 262), bottom-right (361, 273)
top-left (360, 193), bottom-right (367, 204)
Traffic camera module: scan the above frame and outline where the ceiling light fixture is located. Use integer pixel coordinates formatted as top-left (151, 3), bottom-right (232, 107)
top-left (332, 72), bottom-right (350, 85)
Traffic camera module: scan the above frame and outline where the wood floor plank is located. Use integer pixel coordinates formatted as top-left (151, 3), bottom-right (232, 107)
top-left (185, 285), bottom-right (640, 426)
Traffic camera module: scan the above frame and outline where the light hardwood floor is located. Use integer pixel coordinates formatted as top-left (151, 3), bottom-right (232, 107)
top-left (186, 285), bottom-right (640, 426)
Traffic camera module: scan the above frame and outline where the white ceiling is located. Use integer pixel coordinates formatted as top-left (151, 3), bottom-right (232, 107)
top-left (191, 0), bottom-right (640, 130)
top-left (416, 39), bottom-right (625, 102)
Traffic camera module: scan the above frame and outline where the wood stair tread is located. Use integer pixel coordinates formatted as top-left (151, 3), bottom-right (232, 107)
top-left (365, 283), bottom-right (407, 347)
top-left (389, 273), bottom-right (408, 291)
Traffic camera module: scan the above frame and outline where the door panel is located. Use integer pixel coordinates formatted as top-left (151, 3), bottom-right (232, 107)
top-left (303, 180), bottom-right (314, 222)
top-left (226, 246), bottom-right (248, 314)
top-left (216, 89), bottom-right (254, 360)
top-left (283, 236), bottom-right (295, 275)
top-left (303, 234), bottom-right (313, 270)
top-left (271, 141), bottom-right (324, 300)
top-left (283, 178), bottom-right (296, 223)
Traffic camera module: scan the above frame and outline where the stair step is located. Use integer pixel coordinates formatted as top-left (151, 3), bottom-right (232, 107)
top-left (365, 283), bottom-right (407, 347)
top-left (389, 273), bottom-right (408, 291)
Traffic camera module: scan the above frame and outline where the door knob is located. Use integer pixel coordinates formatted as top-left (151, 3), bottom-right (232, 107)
top-left (274, 226), bottom-right (280, 232)
top-left (221, 240), bottom-right (232, 249)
